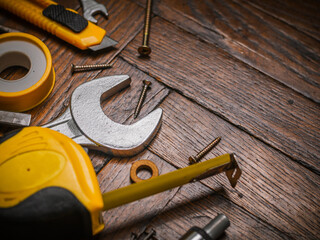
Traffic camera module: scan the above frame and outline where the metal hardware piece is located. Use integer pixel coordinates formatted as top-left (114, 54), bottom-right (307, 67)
top-left (131, 228), bottom-right (157, 240)
top-left (134, 80), bottom-right (152, 119)
top-left (189, 136), bottom-right (221, 164)
top-left (0, 110), bottom-right (31, 127)
top-left (88, 35), bottom-right (118, 51)
top-left (79, 0), bottom-right (108, 24)
top-left (180, 214), bottom-right (230, 240)
top-left (42, 75), bottom-right (162, 157)
top-left (193, 153), bottom-right (241, 188)
top-left (130, 160), bottom-right (159, 183)
top-left (71, 63), bottom-right (112, 73)
top-left (138, 0), bottom-right (153, 56)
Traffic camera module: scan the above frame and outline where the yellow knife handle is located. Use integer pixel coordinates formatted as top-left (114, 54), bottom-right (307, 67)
top-left (102, 153), bottom-right (242, 211)
top-left (0, 0), bottom-right (106, 50)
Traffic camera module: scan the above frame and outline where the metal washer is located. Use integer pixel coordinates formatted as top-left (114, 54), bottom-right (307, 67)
top-left (130, 160), bottom-right (159, 183)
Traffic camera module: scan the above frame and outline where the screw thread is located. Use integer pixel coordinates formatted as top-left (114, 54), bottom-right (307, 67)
top-left (189, 137), bottom-right (221, 164)
top-left (141, 0), bottom-right (152, 47)
top-left (134, 81), bottom-right (151, 118)
top-left (71, 63), bottom-right (112, 73)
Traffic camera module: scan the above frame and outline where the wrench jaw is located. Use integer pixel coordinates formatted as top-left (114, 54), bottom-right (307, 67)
top-left (78, 108), bottom-right (162, 157)
top-left (71, 75), bottom-right (163, 157)
top-left (80, 0), bottom-right (109, 24)
top-left (44, 75), bottom-right (163, 157)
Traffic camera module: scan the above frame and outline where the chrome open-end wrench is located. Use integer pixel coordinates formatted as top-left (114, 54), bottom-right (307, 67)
top-left (79, 0), bottom-right (108, 24)
top-left (43, 75), bottom-right (163, 157)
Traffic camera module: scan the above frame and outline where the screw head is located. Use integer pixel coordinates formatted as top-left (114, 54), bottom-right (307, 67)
top-left (143, 80), bottom-right (152, 86)
top-left (188, 156), bottom-right (197, 165)
top-left (138, 45), bottom-right (151, 56)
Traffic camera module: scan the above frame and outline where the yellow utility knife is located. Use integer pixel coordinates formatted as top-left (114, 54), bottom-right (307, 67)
top-left (0, 0), bottom-right (117, 50)
top-left (0, 127), bottom-right (241, 239)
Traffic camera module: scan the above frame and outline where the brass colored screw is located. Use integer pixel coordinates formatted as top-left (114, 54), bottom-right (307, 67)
top-left (189, 137), bottom-right (222, 164)
top-left (138, 0), bottom-right (153, 56)
top-left (71, 63), bottom-right (112, 73)
top-left (134, 80), bottom-right (152, 119)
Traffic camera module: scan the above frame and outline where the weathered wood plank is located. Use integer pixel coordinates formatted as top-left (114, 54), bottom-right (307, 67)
top-left (133, 0), bottom-right (320, 102)
top-left (146, 183), bottom-right (291, 240)
top-left (246, 0), bottom-right (320, 41)
top-left (147, 92), bottom-right (320, 239)
top-left (121, 16), bottom-right (320, 173)
top-left (96, 150), bottom-right (179, 239)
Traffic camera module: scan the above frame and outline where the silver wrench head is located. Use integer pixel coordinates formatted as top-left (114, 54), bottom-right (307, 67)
top-left (70, 75), bottom-right (162, 157)
top-left (80, 0), bottom-right (108, 24)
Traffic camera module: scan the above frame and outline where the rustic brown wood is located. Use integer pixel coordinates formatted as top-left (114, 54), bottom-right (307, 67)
top-left (133, 0), bottom-right (320, 103)
top-left (246, 0), bottom-right (320, 41)
top-left (147, 183), bottom-right (291, 240)
top-left (121, 16), bottom-right (320, 174)
top-left (147, 92), bottom-right (320, 239)
top-left (0, 0), bottom-right (319, 239)
top-left (96, 150), bottom-right (179, 239)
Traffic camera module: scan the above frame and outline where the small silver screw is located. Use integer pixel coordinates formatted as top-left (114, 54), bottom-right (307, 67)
top-left (134, 80), bottom-right (152, 119)
top-left (189, 136), bottom-right (222, 164)
top-left (71, 63), bottom-right (112, 73)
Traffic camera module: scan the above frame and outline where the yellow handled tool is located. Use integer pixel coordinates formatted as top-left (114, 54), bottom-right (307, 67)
top-left (0, 0), bottom-right (117, 50)
top-left (0, 127), bottom-right (241, 239)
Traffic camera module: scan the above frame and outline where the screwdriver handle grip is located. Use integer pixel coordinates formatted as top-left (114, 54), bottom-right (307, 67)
top-left (102, 153), bottom-right (241, 211)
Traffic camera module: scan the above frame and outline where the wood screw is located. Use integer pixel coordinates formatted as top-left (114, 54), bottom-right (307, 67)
top-left (138, 0), bottom-right (153, 56)
top-left (134, 80), bottom-right (152, 119)
top-left (189, 136), bottom-right (222, 164)
top-left (71, 63), bottom-right (112, 73)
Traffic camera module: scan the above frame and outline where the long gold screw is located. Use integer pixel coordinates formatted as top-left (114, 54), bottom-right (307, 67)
top-left (134, 80), bottom-right (152, 118)
top-left (189, 137), bottom-right (222, 164)
top-left (138, 0), bottom-right (153, 56)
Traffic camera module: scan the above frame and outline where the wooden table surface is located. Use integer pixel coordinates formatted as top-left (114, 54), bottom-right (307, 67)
top-left (1, 0), bottom-right (319, 239)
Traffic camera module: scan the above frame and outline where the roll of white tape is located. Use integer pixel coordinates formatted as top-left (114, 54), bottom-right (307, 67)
top-left (0, 33), bottom-right (55, 112)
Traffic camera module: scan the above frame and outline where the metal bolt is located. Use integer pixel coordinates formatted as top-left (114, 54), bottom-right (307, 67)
top-left (71, 63), bottom-right (112, 73)
top-left (189, 136), bottom-right (221, 164)
top-left (134, 80), bottom-right (152, 119)
top-left (138, 0), bottom-right (153, 56)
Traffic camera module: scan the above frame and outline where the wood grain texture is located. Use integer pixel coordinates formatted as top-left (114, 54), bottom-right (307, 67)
top-left (121, 16), bottom-right (320, 174)
top-left (246, 0), bottom-right (320, 41)
top-left (146, 183), bottom-right (291, 239)
top-left (133, 0), bottom-right (320, 102)
top-left (1, 0), bottom-right (319, 239)
top-left (96, 150), bottom-right (179, 239)
top-left (148, 92), bottom-right (320, 239)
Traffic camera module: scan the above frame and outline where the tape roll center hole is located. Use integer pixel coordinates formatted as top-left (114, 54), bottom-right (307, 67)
top-left (0, 52), bottom-right (31, 80)
top-left (136, 165), bottom-right (153, 180)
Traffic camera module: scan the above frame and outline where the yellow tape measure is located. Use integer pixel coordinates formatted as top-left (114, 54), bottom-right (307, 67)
top-left (0, 33), bottom-right (55, 112)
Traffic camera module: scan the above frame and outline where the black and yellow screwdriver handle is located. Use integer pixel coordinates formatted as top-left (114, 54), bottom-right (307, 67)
top-left (0, 127), bottom-right (241, 239)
